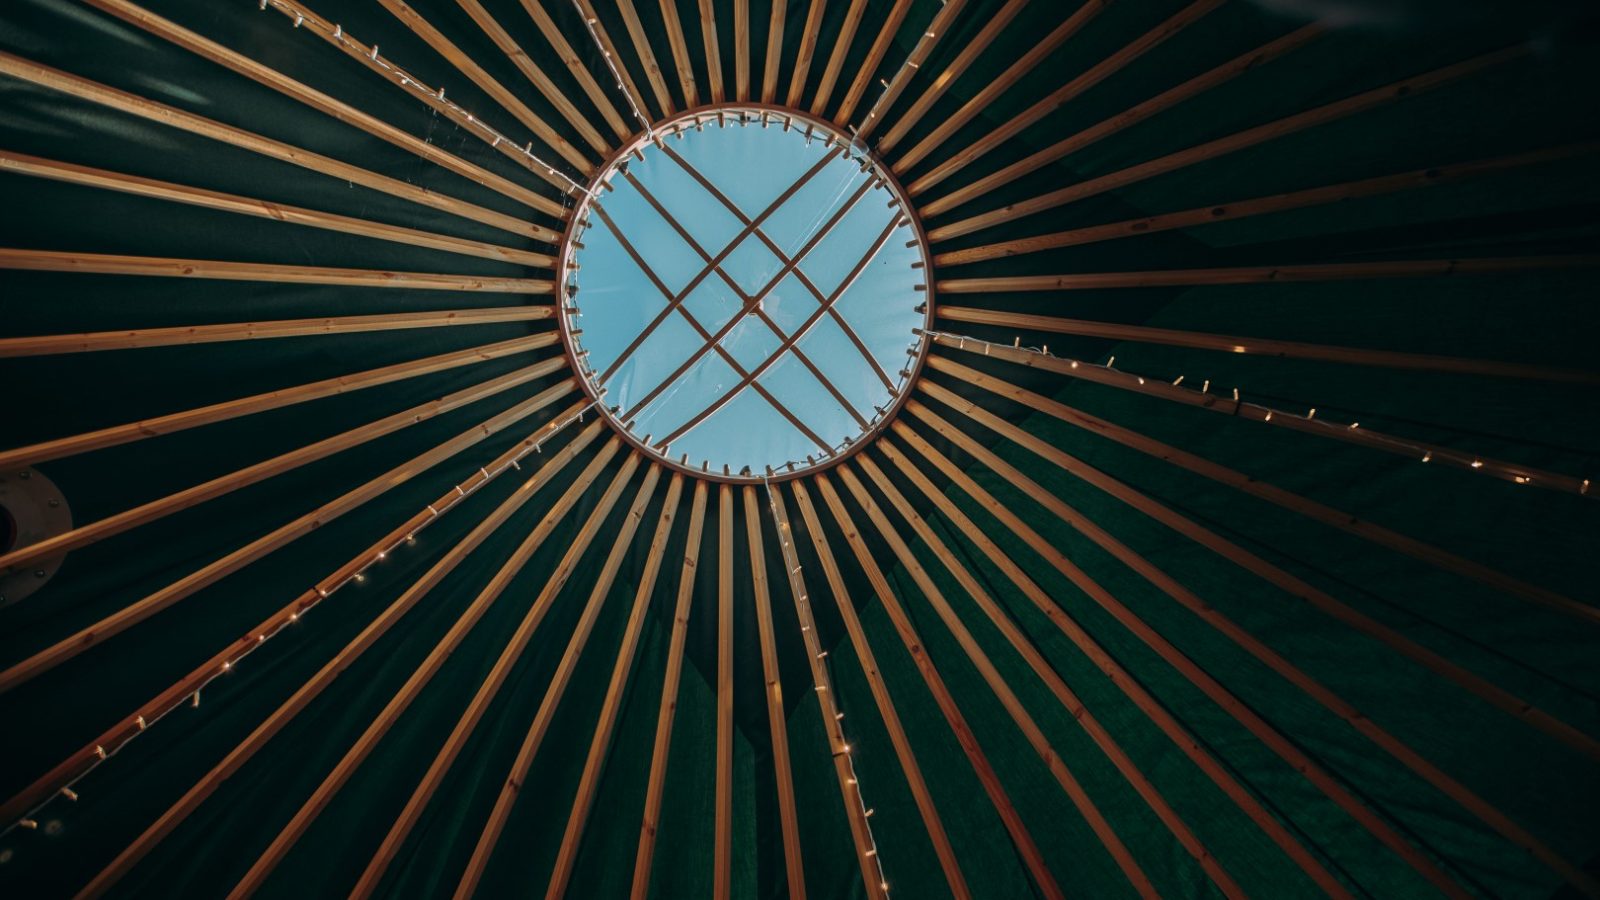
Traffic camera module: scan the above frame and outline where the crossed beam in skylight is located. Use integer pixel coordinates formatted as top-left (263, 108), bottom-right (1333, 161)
top-left (591, 142), bottom-right (906, 463)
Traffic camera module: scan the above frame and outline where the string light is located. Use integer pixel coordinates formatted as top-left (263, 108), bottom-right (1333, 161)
top-left (570, 2), bottom-right (653, 140)
top-left (0, 400), bottom-right (601, 841)
top-left (921, 329), bottom-right (1593, 497)
top-left (258, 0), bottom-right (591, 198)
top-left (760, 476), bottom-right (892, 898)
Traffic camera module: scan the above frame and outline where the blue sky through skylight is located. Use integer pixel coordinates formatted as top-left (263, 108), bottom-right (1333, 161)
top-left (568, 116), bottom-right (926, 476)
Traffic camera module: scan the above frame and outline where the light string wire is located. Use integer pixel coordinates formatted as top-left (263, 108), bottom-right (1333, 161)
top-left (563, 110), bottom-right (929, 479)
top-left (0, 399), bottom-right (602, 839)
top-left (569, 0), bottom-right (655, 140)
top-left (761, 474), bottom-right (893, 897)
top-left (921, 328), bottom-right (1593, 497)
top-left (257, 0), bottom-right (594, 199)
top-left (848, 0), bottom-right (951, 156)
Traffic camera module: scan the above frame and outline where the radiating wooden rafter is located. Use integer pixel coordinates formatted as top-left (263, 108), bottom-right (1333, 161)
top-left (78, 428), bottom-right (613, 898)
top-left (852, 455), bottom-right (1248, 898)
top-left (929, 357), bottom-right (1600, 626)
top-left (347, 437), bottom-right (627, 896)
top-left (0, 151), bottom-right (552, 267)
top-left (0, 334), bottom-right (554, 470)
top-left (0, 49), bottom-right (554, 240)
top-left (713, 484), bottom-right (735, 900)
top-left (892, 0), bottom-right (1108, 177)
top-left (734, 0), bottom-right (750, 101)
top-left (937, 306), bottom-right (1600, 384)
top-left (810, 472), bottom-right (1066, 900)
top-left (454, 0), bottom-right (616, 153)
top-left (834, 0), bottom-right (912, 128)
top-left (908, 397), bottom-right (1600, 892)
top-left (787, 479), bottom-right (970, 899)
top-left (743, 486), bottom-right (808, 899)
top-left (569, 0), bottom-right (657, 125)
top-left (927, 331), bottom-right (1597, 498)
top-left (809, 0), bottom-right (868, 117)
top-left (0, 357), bottom-right (566, 576)
top-left (786, 0), bottom-right (827, 108)
top-left (765, 485), bottom-right (895, 900)
top-left (873, 0), bottom-right (1027, 152)
top-left (616, 0), bottom-right (676, 116)
top-left (932, 141), bottom-right (1600, 253)
top-left (852, 0), bottom-right (966, 142)
top-left (545, 472), bottom-right (686, 899)
top-left (520, 0), bottom-right (633, 140)
top-left (886, 420), bottom-right (1473, 897)
top-left (0, 249), bottom-right (552, 293)
top-left (0, 385), bottom-right (578, 696)
top-left (656, 0), bottom-right (699, 107)
top-left (374, 0), bottom-right (593, 170)
top-left (934, 254), bottom-right (1600, 293)
top-left (872, 434), bottom-right (1355, 898)
top-left (229, 445), bottom-right (646, 900)
top-left (452, 457), bottom-right (656, 898)
top-left (916, 24), bottom-right (1324, 216)
top-left (835, 464), bottom-right (1161, 899)
top-left (918, 386), bottom-right (1600, 762)
top-left (0, 401), bottom-right (594, 831)
top-left (916, 45), bottom-right (1528, 229)
top-left (0, 307), bottom-right (553, 358)
top-left (900, 0), bottom-right (1223, 185)
top-left (761, 0), bottom-right (787, 104)
top-left (699, 0), bottom-right (726, 104)
top-left (628, 479), bottom-right (708, 900)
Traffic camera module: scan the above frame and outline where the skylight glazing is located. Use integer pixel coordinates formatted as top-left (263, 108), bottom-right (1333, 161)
top-left (558, 108), bottom-right (932, 481)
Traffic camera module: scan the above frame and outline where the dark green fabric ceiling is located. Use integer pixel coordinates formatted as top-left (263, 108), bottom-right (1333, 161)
top-left (1, 0), bottom-right (1597, 898)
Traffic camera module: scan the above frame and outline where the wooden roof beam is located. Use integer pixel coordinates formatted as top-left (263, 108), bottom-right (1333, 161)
top-left (834, 0), bottom-right (912, 129)
top-left (520, 0), bottom-right (633, 140)
top-left (875, 0), bottom-right (1026, 152)
top-left (0, 249), bottom-right (552, 293)
top-left (918, 24), bottom-right (1322, 215)
top-left (453, 456), bottom-right (657, 898)
top-left (628, 480), bottom-right (709, 899)
top-left (786, 0), bottom-right (827, 108)
top-left (657, 0), bottom-right (699, 107)
top-left (743, 486), bottom-right (809, 900)
top-left (0, 151), bottom-right (552, 268)
top-left (892, 0), bottom-right (1107, 176)
top-left (348, 436), bottom-right (627, 896)
top-left (0, 387), bottom-right (577, 698)
top-left (714, 484), bottom-right (735, 900)
top-left (809, 0), bottom-right (868, 117)
top-left (0, 333), bottom-right (555, 469)
top-left (873, 433), bottom-right (1351, 897)
top-left (936, 306), bottom-right (1600, 384)
top-left (765, 485), bottom-right (895, 900)
top-left (930, 356), bottom-right (1600, 627)
top-left (76, 429), bottom-right (614, 898)
top-left (885, 418), bottom-right (1469, 898)
top-left (0, 49), bottom-right (552, 240)
top-left (454, 0), bottom-right (616, 153)
top-left (909, 395), bottom-right (1600, 893)
top-left (811, 471), bottom-right (1066, 900)
top-left (0, 357), bottom-right (564, 576)
top-left (375, 0), bottom-right (595, 170)
top-left (914, 44), bottom-right (1528, 222)
top-left (900, 0), bottom-right (1221, 185)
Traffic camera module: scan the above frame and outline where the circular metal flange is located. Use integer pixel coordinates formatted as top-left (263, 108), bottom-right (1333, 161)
top-left (0, 467), bottom-right (73, 608)
top-left (556, 104), bottom-right (935, 484)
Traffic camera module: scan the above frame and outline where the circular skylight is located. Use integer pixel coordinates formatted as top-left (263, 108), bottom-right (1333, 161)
top-left (557, 107), bottom-right (932, 481)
